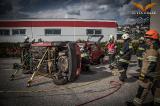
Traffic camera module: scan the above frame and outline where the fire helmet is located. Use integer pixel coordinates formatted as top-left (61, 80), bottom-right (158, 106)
top-left (139, 36), bottom-right (144, 41)
top-left (145, 29), bottom-right (159, 40)
top-left (109, 34), bottom-right (114, 40)
top-left (122, 33), bottom-right (130, 40)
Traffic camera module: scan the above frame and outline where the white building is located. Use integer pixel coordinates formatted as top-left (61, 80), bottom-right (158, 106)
top-left (0, 19), bottom-right (117, 42)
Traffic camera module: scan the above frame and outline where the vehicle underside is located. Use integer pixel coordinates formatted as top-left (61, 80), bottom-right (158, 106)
top-left (11, 41), bottom-right (81, 86)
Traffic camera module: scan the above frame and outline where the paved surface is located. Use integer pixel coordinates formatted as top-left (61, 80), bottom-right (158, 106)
top-left (0, 56), bottom-right (152, 106)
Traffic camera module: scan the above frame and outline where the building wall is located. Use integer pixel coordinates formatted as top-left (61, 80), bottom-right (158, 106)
top-left (0, 19), bottom-right (117, 42)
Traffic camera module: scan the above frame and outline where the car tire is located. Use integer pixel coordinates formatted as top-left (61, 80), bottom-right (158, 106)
top-left (52, 42), bottom-right (81, 85)
top-left (68, 42), bottom-right (81, 81)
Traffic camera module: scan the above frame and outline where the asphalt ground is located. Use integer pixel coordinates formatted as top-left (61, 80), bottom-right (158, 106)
top-left (0, 56), bottom-right (153, 106)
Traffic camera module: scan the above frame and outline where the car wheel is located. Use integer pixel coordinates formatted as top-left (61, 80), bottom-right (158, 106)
top-left (67, 42), bottom-right (81, 81)
top-left (52, 42), bottom-right (81, 85)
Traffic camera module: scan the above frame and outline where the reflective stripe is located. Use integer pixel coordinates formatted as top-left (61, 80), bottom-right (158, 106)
top-left (129, 45), bottom-right (133, 49)
top-left (129, 43), bottom-right (133, 49)
top-left (147, 56), bottom-right (157, 62)
top-left (138, 47), bottom-right (145, 51)
top-left (154, 98), bottom-right (160, 103)
top-left (133, 98), bottom-right (143, 105)
top-left (140, 73), bottom-right (145, 77)
top-left (139, 76), bottom-right (144, 80)
top-left (137, 57), bottom-right (143, 60)
top-left (119, 59), bottom-right (129, 63)
top-left (120, 51), bottom-right (123, 55)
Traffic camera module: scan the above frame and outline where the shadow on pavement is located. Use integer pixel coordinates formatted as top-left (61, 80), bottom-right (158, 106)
top-left (10, 75), bottom-right (30, 81)
top-left (31, 80), bottom-right (53, 87)
top-left (76, 66), bottom-right (112, 83)
top-left (125, 77), bottom-right (137, 83)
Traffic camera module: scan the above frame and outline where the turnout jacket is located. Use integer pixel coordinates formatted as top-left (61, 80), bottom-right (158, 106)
top-left (119, 39), bottom-right (133, 63)
top-left (140, 48), bottom-right (160, 80)
top-left (136, 43), bottom-right (146, 60)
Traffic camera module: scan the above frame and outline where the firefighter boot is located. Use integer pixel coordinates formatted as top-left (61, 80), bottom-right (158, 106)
top-left (119, 69), bottom-right (127, 82)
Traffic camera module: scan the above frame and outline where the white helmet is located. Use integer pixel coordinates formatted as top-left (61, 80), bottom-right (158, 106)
top-left (122, 33), bottom-right (129, 40)
top-left (139, 36), bottom-right (144, 40)
top-left (109, 34), bottom-right (114, 40)
top-left (25, 36), bottom-right (29, 39)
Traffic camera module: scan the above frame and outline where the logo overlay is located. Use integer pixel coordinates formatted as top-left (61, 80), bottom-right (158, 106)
top-left (132, 1), bottom-right (156, 15)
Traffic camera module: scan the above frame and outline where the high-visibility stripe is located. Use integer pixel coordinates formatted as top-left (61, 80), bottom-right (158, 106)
top-left (119, 59), bottom-right (129, 63)
top-left (129, 43), bottom-right (133, 49)
top-left (129, 45), bottom-right (133, 49)
top-left (133, 98), bottom-right (142, 105)
top-left (147, 56), bottom-right (157, 62)
top-left (140, 73), bottom-right (145, 77)
top-left (120, 51), bottom-right (123, 55)
top-left (138, 47), bottom-right (145, 51)
top-left (137, 57), bottom-right (143, 60)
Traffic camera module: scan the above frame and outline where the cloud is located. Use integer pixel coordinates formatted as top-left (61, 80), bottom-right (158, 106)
top-left (0, 0), bottom-right (152, 25)
top-left (124, 18), bottom-right (136, 25)
top-left (0, 0), bottom-right (13, 15)
top-left (67, 10), bottom-right (80, 15)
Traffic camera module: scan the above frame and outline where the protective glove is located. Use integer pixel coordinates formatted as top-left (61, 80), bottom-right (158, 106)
top-left (139, 73), bottom-right (145, 81)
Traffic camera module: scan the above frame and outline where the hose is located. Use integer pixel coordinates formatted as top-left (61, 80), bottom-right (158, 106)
top-left (76, 80), bottom-right (122, 106)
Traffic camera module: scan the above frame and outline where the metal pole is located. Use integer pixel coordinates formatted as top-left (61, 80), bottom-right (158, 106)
top-left (74, 21), bottom-right (75, 41)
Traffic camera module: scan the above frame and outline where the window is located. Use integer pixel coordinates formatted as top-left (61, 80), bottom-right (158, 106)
top-left (86, 29), bottom-right (102, 35)
top-left (45, 29), bottom-right (61, 35)
top-left (0, 29), bottom-right (10, 36)
top-left (12, 29), bottom-right (26, 35)
top-left (95, 29), bottom-right (101, 34)
top-left (87, 29), bottom-right (94, 35)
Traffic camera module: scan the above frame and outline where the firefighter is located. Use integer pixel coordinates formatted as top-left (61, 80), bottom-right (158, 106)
top-left (118, 33), bottom-right (133, 82)
top-left (24, 36), bottom-right (29, 43)
top-left (80, 46), bottom-right (90, 71)
top-left (105, 34), bottom-right (116, 69)
top-left (126, 29), bottom-right (160, 106)
top-left (136, 36), bottom-right (146, 72)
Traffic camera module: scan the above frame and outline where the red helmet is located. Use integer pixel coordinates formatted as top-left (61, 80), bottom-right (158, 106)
top-left (145, 29), bottom-right (159, 40)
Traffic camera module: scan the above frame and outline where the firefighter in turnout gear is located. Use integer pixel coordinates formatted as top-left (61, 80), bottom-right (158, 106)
top-left (136, 37), bottom-right (146, 72)
top-left (126, 29), bottom-right (160, 106)
top-left (80, 46), bottom-right (90, 71)
top-left (118, 33), bottom-right (133, 82)
top-left (106, 34), bottom-right (116, 69)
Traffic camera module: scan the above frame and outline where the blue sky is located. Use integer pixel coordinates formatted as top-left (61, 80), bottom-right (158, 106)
top-left (0, 0), bottom-right (154, 25)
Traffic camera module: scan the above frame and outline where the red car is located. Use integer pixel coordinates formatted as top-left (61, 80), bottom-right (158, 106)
top-left (77, 35), bottom-right (105, 64)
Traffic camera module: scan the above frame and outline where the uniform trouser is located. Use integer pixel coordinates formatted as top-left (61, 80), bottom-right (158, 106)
top-left (108, 53), bottom-right (115, 65)
top-left (117, 62), bottom-right (129, 81)
top-left (138, 59), bottom-right (143, 68)
top-left (133, 79), bottom-right (160, 105)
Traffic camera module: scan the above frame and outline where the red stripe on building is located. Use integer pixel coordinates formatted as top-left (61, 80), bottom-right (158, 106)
top-left (0, 21), bottom-right (117, 28)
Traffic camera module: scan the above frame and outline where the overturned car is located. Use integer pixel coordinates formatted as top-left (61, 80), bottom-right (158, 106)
top-left (76, 35), bottom-right (105, 65)
top-left (76, 35), bottom-right (105, 72)
top-left (11, 41), bottom-right (81, 86)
